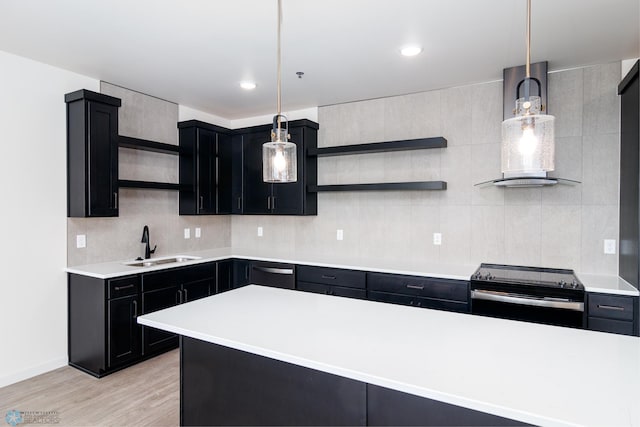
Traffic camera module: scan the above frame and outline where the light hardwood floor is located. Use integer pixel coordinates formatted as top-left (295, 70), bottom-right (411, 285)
top-left (0, 350), bottom-right (179, 426)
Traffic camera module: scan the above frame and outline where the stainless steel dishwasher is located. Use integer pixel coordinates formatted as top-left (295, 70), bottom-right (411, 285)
top-left (249, 261), bottom-right (296, 289)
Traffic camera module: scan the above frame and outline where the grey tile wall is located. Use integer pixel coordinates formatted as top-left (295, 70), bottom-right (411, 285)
top-left (68, 63), bottom-right (621, 276)
top-left (236, 62), bottom-right (621, 275)
top-left (67, 84), bottom-right (231, 266)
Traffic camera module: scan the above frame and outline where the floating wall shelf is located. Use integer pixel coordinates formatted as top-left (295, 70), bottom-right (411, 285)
top-left (119, 180), bottom-right (181, 191)
top-left (118, 136), bottom-right (180, 155)
top-left (308, 182), bottom-right (447, 192)
top-left (307, 137), bottom-right (446, 157)
top-left (309, 136), bottom-right (447, 192)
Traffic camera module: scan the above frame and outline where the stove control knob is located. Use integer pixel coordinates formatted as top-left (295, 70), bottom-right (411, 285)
top-left (571, 281), bottom-right (579, 289)
top-left (559, 280), bottom-right (566, 288)
top-left (485, 273), bottom-right (492, 280)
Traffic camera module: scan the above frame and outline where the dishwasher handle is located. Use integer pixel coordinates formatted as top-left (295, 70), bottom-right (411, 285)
top-left (253, 266), bottom-right (294, 275)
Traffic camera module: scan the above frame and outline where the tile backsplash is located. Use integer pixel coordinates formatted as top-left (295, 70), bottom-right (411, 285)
top-left (66, 83), bottom-right (231, 266)
top-left (68, 62), bottom-right (622, 276)
top-left (232, 62), bottom-right (621, 275)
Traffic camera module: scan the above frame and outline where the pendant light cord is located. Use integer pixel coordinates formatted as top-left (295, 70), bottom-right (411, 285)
top-left (276, 0), bottom-right (282, 129)
top-left (525, 0), bottom-right (531, 79)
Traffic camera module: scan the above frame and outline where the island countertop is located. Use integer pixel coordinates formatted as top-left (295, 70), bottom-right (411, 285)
top-left (137, 285), bottom-right (640, 427)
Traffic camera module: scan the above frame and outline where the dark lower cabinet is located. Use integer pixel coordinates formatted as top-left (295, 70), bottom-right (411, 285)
top-left (107, 294), bottom-right (141, 368)
top-left (69, 274), bottom-right (141, 377)
top-left (216, 260), bottom-right (233, 293)
top-left (180, 336), bottom-right (526, 427)
top-left (68, 261), bottom-right (218, 378)
top-left (297, 265), bottom-right (367, 299)
top-left (141, 262), bottom-right (216, 356)
top-left (586, 292), bottom-right (639, 336)
top-left (367, 272), bottom-right (470, 314)
top-left (232, 259), bottom-right (251, 288)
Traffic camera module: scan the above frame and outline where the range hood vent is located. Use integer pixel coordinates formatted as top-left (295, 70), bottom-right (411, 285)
top-left (475, 172), bottom-right (580, 188)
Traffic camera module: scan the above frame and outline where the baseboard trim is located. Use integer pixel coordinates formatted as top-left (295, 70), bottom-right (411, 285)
top-left (0, 357), bottom-right (68, 388)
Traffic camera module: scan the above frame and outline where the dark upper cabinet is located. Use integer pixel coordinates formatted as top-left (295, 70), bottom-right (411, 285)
top-left (179, 120), bottom-right (234, 215)
top-left (66, 89), bottom-right (121, 217)
top-left (238, 120), bottom-right (318, 215)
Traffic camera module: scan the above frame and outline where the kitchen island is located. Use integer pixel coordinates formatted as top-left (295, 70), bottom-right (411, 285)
top-left (138, 285), bottom-right (640, 426)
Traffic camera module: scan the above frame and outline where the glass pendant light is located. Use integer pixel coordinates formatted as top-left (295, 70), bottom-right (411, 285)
top-left (263, 0), bottom-right (297, 183)
top-left (501, 0), bottom-right (555, 175)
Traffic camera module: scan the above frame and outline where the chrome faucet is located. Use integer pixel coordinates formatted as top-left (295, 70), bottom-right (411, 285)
top-left (141, 225), bottom-right (157, 259)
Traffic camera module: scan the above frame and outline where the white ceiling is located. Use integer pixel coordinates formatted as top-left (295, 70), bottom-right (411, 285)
top-left (0, 0), bottom-right (638, 119)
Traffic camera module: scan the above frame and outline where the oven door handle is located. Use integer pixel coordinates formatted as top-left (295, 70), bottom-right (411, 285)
top-left (471, 290), bottom-right (584, 312)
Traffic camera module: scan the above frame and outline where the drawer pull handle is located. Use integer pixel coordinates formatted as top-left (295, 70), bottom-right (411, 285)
top-left (321, 275), bottom-right (336, 280)
top-left (254, 266), bottom-right (294, 275)
top-left (597, 304), bottom-right (625, 311)
top-left (114, 284), bottom-right (135, 291)
top-left (406, 284), bottom-right (424, 290)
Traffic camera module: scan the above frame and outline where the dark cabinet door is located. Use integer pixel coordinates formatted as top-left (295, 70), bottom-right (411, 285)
top-left (196, 128), bottom-right (216, 214)
top-left (231, 135), bottom-right (244, 214)
top-left (233, 259), bottom-right (251, 288)
top-left (107, 295), bottom-right (141, 368)
top-left (243, 130), bottom-right (272, 214)
top-left (182, 279), bottom-right (211, 303)
top-left (142, 285), bottom-right (179, 355)
top-left (217, 260), bottom-right (233, 293)
top-left (217, 132), bottom-right (233, 214)
top-left (87, 101), bottom-right (119, 217)
top-left (271, 127), bottom-right (304, 215)
top-left (66, 89), bottom-right (121, 218)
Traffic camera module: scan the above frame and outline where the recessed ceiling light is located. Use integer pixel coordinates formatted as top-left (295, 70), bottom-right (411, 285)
top-left (240, 81), bottom-right (257, 90)
top-left (400, 46), bottom-right (423, 57)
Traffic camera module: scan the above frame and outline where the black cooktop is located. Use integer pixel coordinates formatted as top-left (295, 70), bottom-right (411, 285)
top-left (471, 263), bottom-right (584, 290)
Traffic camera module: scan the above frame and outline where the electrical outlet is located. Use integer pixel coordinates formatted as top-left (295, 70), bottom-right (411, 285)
top-left (433, 233), bottom-right (442, 245)
top-left (604, 239), bottom-right (616, 255)
top-left (195, 227), bottom-right (201, 238)
top-left (337, 229), bottom-right (344, 241)
top-left (184, 228), bottom-right (191, 239)
top-left (257, 226), bottom-right (263, 237)
top-left (76, 234), bottom-right (86, 249)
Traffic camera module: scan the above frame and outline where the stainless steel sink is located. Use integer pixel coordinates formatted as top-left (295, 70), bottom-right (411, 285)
top-left (123, 255), bottom-right (201, 267)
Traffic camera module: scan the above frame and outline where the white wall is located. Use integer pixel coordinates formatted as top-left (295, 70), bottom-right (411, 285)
top-left (0, 50), bottom-right (99, 387)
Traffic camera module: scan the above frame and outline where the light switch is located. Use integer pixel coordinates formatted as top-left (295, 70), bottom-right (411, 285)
top-left (76, 234), bottom-right (86, 249)
top-left (257, 226), bottom-right (263, 237)
top-left (433, 233), bottom-right (442, 245)
top-left (184, 228), bottom-right (191, 239)
top-left (195, 227), bottom-right (201, 238)
top-left (337, 229), bottom-right (344, 241)
top-left (604, 239), bottom-right (616, 254)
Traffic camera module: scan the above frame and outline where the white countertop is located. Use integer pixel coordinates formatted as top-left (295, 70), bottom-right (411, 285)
top-left (138, 285), bottom-right (640, 427)
top-left (64, 247), bottom-right (640, 296)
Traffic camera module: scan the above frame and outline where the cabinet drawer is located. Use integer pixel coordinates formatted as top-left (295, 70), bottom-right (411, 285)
top-left (298, 281), bottom-right (367, 300)
top-left (368, 291), bottom-right (469, 313)
top-left (142, 263), bottom-right (215, 292)
top-left (588, 294), bottom-right (635, 321)
top-left (108, 276), bottom-right (139, 299)
top-left (588, 317), bottom-right (635, 336)
top-left (367, 273), bottom-right (469, 302)
top-left (297, 265), bottom-right (366, 289)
